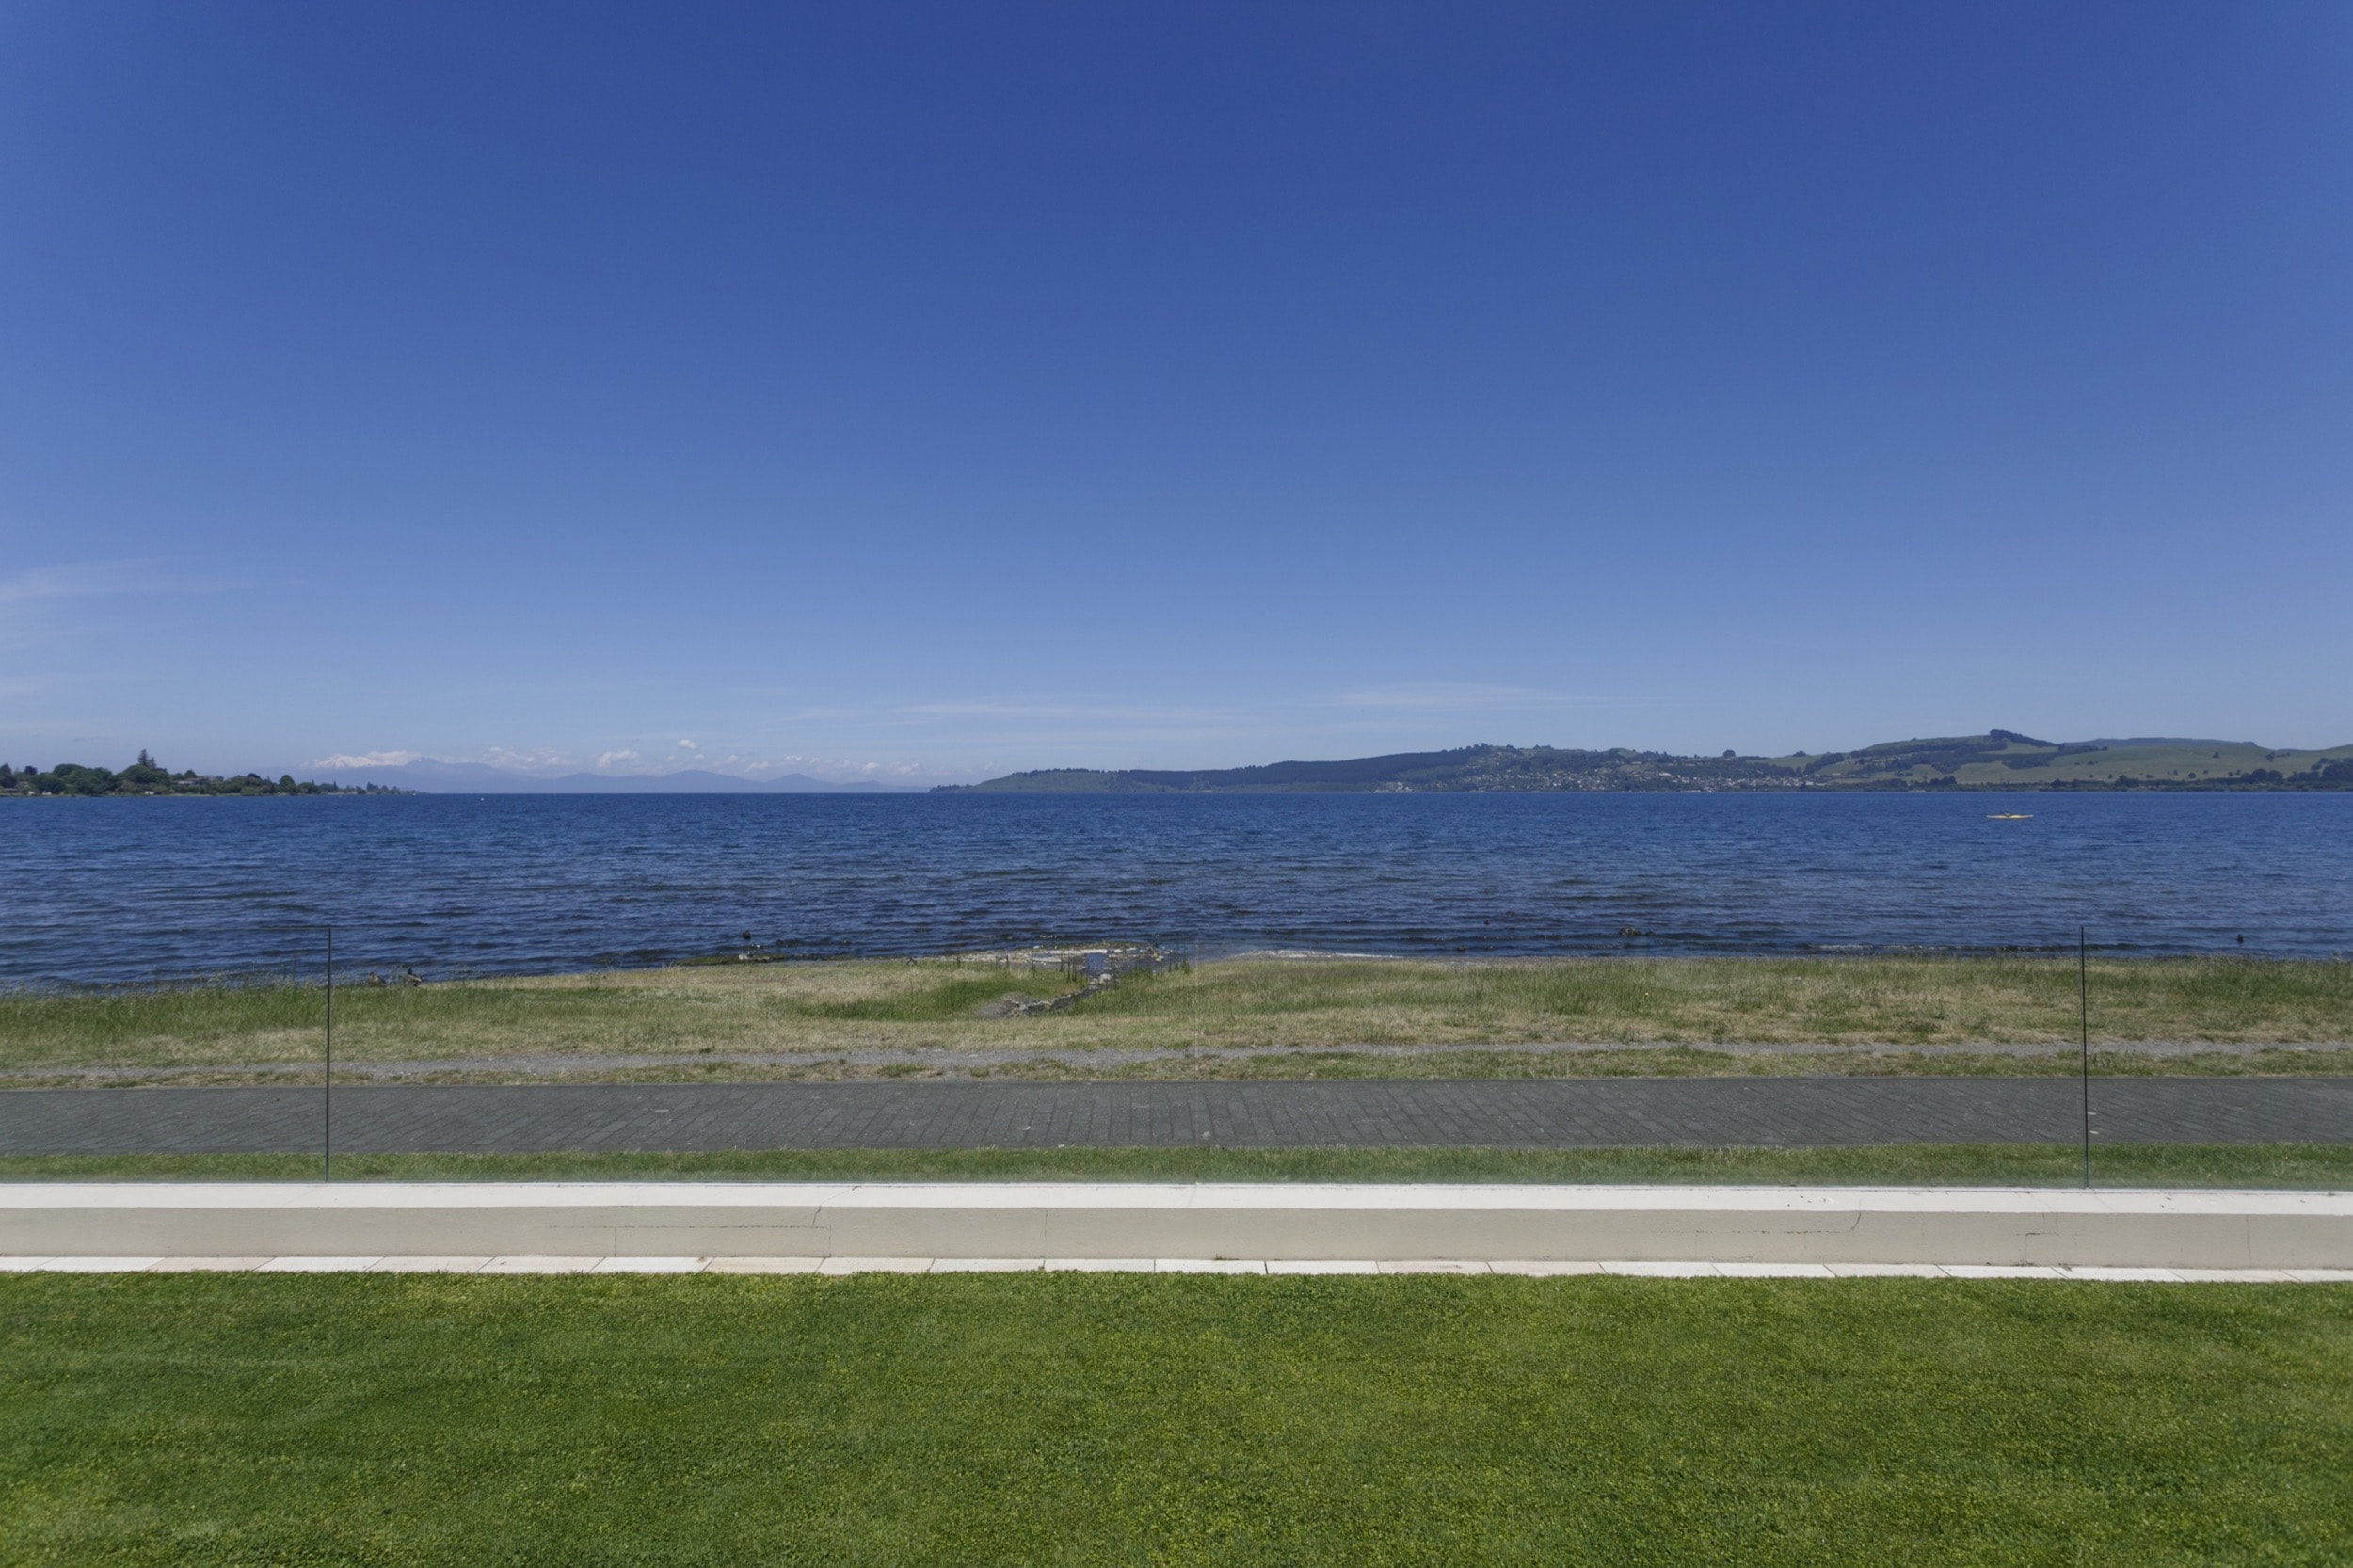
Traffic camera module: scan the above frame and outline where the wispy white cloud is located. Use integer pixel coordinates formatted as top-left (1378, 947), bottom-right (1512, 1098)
top-left (0, 559), bottom-right (249, 605)
top-left (1330, 682), bottom-right (1556, 710)
top-left (311, 750), bottom-right (421, 768)
top-left (0, 559), bottom-right (261, 654)
top-left (480, 746), bottom-right (579, 771)
top-left (302, 741), bottom-right (978, 785)
top-left (893, 700), bottom-right (1154, 721)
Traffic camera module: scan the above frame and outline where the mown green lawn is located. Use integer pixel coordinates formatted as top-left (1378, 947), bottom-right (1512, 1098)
top-left (2, 1273), bottom-right (2346, 1565)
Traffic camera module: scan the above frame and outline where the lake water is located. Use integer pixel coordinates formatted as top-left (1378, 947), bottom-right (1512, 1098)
top-left (5, 792), bottom-right (2350, 984)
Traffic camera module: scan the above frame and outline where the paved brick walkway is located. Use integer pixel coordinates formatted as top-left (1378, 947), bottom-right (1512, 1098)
top-left (3, 1078), bottom-right (2350, 1156)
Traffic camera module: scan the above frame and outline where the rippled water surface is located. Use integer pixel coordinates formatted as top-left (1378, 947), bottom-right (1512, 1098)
top-left (6, 792), bottom-right (2350, 982)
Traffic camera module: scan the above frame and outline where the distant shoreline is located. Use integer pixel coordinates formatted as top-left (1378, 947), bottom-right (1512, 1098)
top-left (13, 780), bottom-right (2353, 798)
top-left (942, 732), bottom-right (2353, 794)
top-left (937, 779), bottom-right (2353, 795)
top-left (1, 764), bottom-right (401, 799)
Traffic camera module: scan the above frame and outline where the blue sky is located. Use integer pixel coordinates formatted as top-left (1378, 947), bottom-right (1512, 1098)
top-left (3, 2), bottom-right (2348, 783)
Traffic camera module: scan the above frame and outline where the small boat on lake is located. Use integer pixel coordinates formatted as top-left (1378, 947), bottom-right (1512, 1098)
top-left (1986, 812), bottom-right (2033, 820)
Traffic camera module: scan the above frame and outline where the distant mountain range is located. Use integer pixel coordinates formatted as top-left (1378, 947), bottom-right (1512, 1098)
top-left (943, 733), bottom-right (2353, 793)
top-left (309, 760), bottom-right (924, 793)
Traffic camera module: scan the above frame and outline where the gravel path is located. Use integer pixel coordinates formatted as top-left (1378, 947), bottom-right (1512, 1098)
top-left (5, 1076), bottom-right (2351, 1155)
top-left (8, 1038), bottom-right (2344, 1087)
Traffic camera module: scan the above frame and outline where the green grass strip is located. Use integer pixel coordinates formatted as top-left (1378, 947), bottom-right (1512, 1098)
top-left (8, 955), bottom-right (2350, 1079)
top-left (2, 1272), bottom-right (2348, 1564)
top-left (4, 1142), bottom-right (2351, 1187)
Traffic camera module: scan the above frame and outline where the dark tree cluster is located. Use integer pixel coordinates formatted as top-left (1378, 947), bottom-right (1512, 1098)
top-left (0, 751), bottom-right (401, 797)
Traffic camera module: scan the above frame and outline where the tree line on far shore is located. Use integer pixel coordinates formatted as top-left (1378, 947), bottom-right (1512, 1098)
top-left (0, 752), bottom-right (400, 797)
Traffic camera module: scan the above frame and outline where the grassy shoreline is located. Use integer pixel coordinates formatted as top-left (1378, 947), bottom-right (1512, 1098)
top-left (5, 954), bottom-right (2350, 1084)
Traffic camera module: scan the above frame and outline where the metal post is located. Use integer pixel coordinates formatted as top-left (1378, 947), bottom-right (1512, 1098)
top-left (2079, 924), bottom-right (2090, 1189)
top-left (324, 924), bottom-right (333, 1183)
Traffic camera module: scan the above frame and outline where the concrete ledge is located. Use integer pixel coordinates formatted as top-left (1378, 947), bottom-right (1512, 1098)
top-left (4, 1182), bottom-right (2351, 1269)
top-left (4, 1256), bottom-right (2351, 1282)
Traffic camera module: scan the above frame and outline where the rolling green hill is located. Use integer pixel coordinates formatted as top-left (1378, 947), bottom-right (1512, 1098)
top-left (945, 733), bottom-right (2353, 793)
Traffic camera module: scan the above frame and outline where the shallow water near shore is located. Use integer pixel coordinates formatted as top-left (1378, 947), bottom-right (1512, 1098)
top-left (5, 790), bottom-right (2350, 983)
